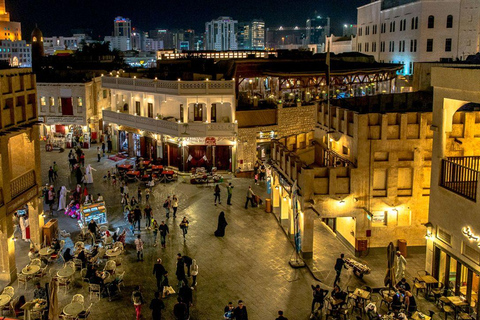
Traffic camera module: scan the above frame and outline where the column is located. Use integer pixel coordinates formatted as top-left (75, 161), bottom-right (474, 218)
top-left (28, 198), bottom-right (44, 247)
top-left (302, 208), bottom-right (314, 259)
top-left (0, 227), bottom-right (16, 283)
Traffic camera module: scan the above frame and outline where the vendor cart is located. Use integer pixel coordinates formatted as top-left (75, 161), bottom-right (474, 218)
top-left (78, 202), bottom-right (108, 230)
top-left (345, 258), bottom-right (371, 279)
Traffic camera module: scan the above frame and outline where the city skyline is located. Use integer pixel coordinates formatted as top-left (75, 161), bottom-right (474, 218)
top-left (11, 0), bottom-right (368, 40)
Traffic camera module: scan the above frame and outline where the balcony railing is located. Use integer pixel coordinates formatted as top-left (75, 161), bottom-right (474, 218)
top-left (102, 77), bottom-right (235, 96)
top-left (103, 110), bottom-right (237, 137)
top-left (10, 170), bottom-right (36, 199)
top-left (441, 157), bottom-right (480, 202)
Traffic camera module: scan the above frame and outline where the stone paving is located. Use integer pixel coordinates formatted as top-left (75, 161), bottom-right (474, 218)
top-left (5, 143), bottom-right (444, 320)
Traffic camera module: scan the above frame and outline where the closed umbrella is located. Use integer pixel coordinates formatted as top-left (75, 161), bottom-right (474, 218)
top-left (48, 278), bottom-right (59, 320)
top-left (384, 242), bottom-right (396, 288)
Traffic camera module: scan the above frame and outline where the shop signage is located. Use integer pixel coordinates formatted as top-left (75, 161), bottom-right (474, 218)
top-left (6, 186), bottom-right (38, 214)
top-left (205, 137), bottom-right (216, 146)
top-left (45, 116), bottom-right (85, 125)
top-left (278, 174), bottom-right (292, 194)
top-left (462, 227), bottom-right (480, 247)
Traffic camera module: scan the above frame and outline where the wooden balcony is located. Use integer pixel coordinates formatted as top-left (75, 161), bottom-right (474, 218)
top-left (441, 157), bottom-right (480, 202)
top-left (10, 170), bottom-right (36, 199)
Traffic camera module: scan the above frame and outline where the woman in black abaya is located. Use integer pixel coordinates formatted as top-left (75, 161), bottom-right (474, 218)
top-left (214, 211), bottom-right (228, 237)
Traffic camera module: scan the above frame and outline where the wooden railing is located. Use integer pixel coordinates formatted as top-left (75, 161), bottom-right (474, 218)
top-left (441, 158), bottom-right (479, 202)
top-left (10, 170), bottom-right (36, 199)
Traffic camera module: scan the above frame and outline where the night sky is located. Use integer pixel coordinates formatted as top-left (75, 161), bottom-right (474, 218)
top-left (12, 0), bottom-right (369, 40)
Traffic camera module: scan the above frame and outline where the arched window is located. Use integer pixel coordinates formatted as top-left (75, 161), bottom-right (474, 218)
top-left (446, 15), bottom-right (453, 28)
top-left (428, 15), bottom-right (435, 28)
top-left (32, 36), bottom-right (37, 42)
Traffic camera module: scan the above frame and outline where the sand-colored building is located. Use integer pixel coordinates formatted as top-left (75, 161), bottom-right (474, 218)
top-left (270, 91), bottom-right (480, 258)
top-left (0, 68), bottom-right (44, 283)
top-left (426, 67), bottom-right (480, 316)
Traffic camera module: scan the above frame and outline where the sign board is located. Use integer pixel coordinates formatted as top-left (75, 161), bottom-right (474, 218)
top-left (45, 116), bottom-right (85, 125)
top-left (7, 186), bottom-right (39, 214)
top-left (205, 137), bottom-right (216, 146)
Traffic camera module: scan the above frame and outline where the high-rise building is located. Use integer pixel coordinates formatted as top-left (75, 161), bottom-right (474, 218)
top-left (0, 0), bottom-right (21, 41)
top-left (205, 17), bottom-right (238, 51)
top-left (114, 16), bottom-right (131, 38)
top-left (357, 0), bottom-right (480, 75)
top-left (172, 29), bottom-right (195, 51)
top-left (237, 20), bottom-right (265, 50)
top-left (306, 15), bottom-right (330, 45)
top-left (149, 29), bottom-right (174, 49)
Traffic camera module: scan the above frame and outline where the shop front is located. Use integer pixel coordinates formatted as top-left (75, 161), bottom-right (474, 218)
top-left (39, 116), bottom-right (92, 149)
top-left (432, 244), bottom-right (480, 314)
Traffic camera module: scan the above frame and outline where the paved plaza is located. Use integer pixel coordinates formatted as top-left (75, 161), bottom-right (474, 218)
top-left (6, 143), bottom-right (438, 320)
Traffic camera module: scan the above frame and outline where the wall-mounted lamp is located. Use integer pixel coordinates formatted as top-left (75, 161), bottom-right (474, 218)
top-left (283, 197), bottom-right (287, 201)
top-left (424, 222), bottom-right (434, 239)
top-left (353, 197), bottom-right (359, 202)
top-left (275, 186), bottom-right (279, 190)
top-left (339, 200), bottom-right (345, 205)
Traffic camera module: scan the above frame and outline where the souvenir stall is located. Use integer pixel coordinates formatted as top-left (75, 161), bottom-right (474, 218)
top-left (78, 202), bottom-right (107, 229)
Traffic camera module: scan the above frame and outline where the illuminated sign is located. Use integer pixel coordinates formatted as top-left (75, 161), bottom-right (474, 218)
top-left (462, 227), bottom-right (480, 247)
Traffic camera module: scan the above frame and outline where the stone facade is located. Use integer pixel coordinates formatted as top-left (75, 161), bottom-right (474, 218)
top-left (237, 104), bottom-right (317, 171)
top-left (0, 68), bottom-right (43, 283)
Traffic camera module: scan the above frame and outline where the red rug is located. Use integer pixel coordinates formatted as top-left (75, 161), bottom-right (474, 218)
top-left (108, 154), bottom-right (128, 162)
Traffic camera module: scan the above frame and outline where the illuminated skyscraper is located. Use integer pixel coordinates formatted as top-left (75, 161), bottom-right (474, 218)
top-left (205, 17), bottom-right (238, 51)
top-left (114, 16), bottom-right (131, 38)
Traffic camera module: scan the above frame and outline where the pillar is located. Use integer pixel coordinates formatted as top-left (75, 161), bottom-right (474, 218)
top-left (0, 227), bottom-right (16, 283)
top-left (302, 208), bottom-right (315, 259)
top-left (28, 198), bottom-right (44, 247)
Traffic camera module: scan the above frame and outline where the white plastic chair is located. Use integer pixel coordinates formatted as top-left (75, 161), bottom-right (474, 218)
top-left (2, 286), bottom-right (14, 297)
top-left (71, 294), bottom-right (85, 305)
top-left (30, 258), bottom-right (42, 267)
top-left (104, 260), bottom-right (116, 274)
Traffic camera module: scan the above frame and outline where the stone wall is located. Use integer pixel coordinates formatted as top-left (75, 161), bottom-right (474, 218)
top-left (237, 104), bottom-right (317, 171)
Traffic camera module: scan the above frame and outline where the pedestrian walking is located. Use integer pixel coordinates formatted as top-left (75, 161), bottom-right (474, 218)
top-left (80, 152), bottom-right (85, 167)
top-left (395, 251), bottom-right (407, 280)
top-left (334, 253), bottom-right (347, 286)
top-left (130, 196), bottom-right (138, 207)
top-left (153, 258), bottom-right (168, 293)
top-left (53, 162), bottom-right (59, 180)
top-left (245, 186), bottom-right (255, 209)
top-left (214, 184), bottom-right (221, 205)
top-left (178, 282), bottom-right (193, 317)
top-left (144, 204), bottom-right (152, 229)
top-left (134, 235), bottom-right (144, 261)
top-left (276, 310), bottom-right (288, 320)
top-left (179, 217), bottom-right (189, 239)
top-left (131, 286), bottom-right (144, 320)
top-left (149, 291), bottom-right (165, 320)
top-left (190, 259), bottom-right (198, 288)
top-left (227, 182), bottom-right (234, 205)
top-left (182, 255), bottom-right (193, 277)
top-left (172, 195), bottom-right (178, 218)
top-left (145, 188), bottom-right (150, 203)
top-left (133, 206), bottom-right (142, 232)
top-left (101, 141), bottom-right (106, 157)
top-left (176, 254), bottom-right (186, 287)
top-left (107, 138), bottom-right (112, 153)
top-left (163, 196), bottom-right (171, 218)
top-left (214, 211), bottom-right (228, 237)
top-left (159, 221), bottom-right (169, 248)
top-left (152, 220), bottom-right (159, 246)
top-left (97, 147), bottom-right (101, 162)
top-left (254, 173), bottom-right (258, 185)
top-left (48, 166), bottom-right (54, 184)
top-left (173, 297), bottom-right (187, 320)
top-left (137, 188), bottom-right (142, 203)
top-left (224, 302), bottom-right (235, 319)
top-left (234, 300), bottom-right (248, 320)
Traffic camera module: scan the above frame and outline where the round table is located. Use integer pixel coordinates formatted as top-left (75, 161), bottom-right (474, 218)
top-left (0, 294), bottom-right (11, 307)
top-left (57, 267), bottom-right (75, 278)
top-left (63, 302), bottom-right (84, 316)
top-left (106, 249), bottom-right (122, 257)
top-left (22, 265), bottom-right (40, 275)
top-left (39, 247), bottom-right (54, 256)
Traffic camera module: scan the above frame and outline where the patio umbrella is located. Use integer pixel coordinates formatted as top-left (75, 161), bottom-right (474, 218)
top-left (48, 278), bottom-right (59, 320)
top-left (384, 242), bottom-right (396, 288)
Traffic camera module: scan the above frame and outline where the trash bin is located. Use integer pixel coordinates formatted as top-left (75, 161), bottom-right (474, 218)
top-left (398, 239), bottom-right (407, 257)
top-left (265, 199), bottom-right (272, 213)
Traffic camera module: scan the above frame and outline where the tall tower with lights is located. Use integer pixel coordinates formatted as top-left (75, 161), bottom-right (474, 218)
top-left (0, 0), bottom-right (21, 40)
